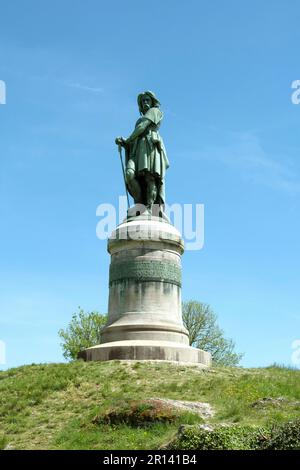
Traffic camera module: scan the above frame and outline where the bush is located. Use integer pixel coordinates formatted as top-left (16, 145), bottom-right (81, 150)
top-left (93, 399), bottom-right (180, 427)
top-left (58, 307), bottom-right (107, 360)
top-left (0, 433), bottom-right (7, 450)
top-left (167, 419), bottom-right (300, 450)
top-left (260, 420), bottom-right (300, 450)
top-left (167, 424), bottom-right (264, 450)
top-left (182, 301), bottom-right (243, 366)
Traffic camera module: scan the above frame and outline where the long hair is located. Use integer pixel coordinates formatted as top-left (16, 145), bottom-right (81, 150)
top-left (137, 91), bottom-right (160, 115)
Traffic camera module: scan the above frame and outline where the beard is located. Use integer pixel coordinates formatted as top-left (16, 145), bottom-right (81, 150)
top-left (143, 103), bottom-right (151, 113)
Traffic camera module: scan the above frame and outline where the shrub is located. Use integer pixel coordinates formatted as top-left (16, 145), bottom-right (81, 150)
top-left (182, 301), bottom-right (243, 366)
top-left (167, 424), bottom-right (268, 450)
top-left (260, 420), bottom-right (300, 450)
top-left (0, 433), bottom-right (7, 450)
top-left (58, 307), bottom-right (107, 360)
top-left (93, 399), bottom-right (180, 427)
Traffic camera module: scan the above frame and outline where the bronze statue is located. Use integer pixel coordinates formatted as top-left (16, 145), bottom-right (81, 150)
top-left (116, 91), bottom-right (169, 217)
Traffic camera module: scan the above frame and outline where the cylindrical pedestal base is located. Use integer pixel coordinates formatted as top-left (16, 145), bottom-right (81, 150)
top-left (79, 340), bottom-right (211, 366)
top-left (80, 217), bottom-right (211, 367)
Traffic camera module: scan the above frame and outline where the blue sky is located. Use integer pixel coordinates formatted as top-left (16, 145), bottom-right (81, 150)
top-left (1, 0), bottom-right (300, 369)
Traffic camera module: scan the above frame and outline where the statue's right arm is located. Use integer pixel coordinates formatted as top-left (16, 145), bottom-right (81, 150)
top-left (115, 136), bottom-right (127, 147)
top-left (125, 119), bottom-right (151, 144)
top-left (115, 118), bottom-right (151, 147)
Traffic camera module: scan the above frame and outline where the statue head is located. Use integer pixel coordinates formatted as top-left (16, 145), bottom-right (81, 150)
top-left (137, 91), bottom-right (160, 115)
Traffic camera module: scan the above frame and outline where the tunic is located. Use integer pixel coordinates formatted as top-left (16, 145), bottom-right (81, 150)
top-left (126, 107), bottom-right (169, 204)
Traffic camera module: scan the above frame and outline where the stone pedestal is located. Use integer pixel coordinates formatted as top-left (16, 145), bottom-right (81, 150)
top-left (80, 216), bottom-right (211, 366)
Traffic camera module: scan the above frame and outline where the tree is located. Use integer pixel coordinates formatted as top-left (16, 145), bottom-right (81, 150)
top-left (58, 307), bottom-right (107, 360)
top-left (182, 300), bottom-right (243, 366)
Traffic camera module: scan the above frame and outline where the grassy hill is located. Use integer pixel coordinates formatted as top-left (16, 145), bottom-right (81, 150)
top-left (0, 361), bottom-right (300, 450)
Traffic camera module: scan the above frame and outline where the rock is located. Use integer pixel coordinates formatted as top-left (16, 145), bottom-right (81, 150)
top-left (250, 397), bottom-right (300, 408)
top-left (3, 443), bottom-right (14, 450)
top-left (178, 423), bottom-right (214, 436)
top-left (150, 398), bottom-right (214, 419)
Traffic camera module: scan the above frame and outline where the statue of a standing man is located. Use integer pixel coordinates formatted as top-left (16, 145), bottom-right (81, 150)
top-left (116, 91), bottom-right (169, 217)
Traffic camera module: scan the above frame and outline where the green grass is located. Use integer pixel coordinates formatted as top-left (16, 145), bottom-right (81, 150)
top-left (0, 361), bottom-right (299, 449)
